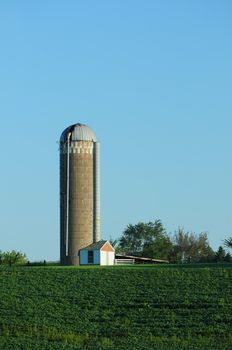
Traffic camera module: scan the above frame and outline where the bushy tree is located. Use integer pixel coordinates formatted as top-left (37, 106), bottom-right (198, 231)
top-left (2, 250), bottom-right (27, 266)
top-left (117, 220), bottom-right (172, 260)
top-left (171, 228), bottom-right (214, 263)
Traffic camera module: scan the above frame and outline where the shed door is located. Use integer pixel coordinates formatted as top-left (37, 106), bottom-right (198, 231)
top-left (88, 250), bottom-right (94, 264)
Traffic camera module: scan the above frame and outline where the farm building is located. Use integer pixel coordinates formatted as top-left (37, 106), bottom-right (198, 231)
top-left (115, 254), bottom-right (168, 264)
top-left (59, 123), bottom-right (167, 267)
top-left (79, 240), bottom-right (115, 265)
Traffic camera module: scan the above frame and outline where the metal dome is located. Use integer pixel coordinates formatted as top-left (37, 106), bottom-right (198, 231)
top-left (60, 123), bottom-right (97, 142)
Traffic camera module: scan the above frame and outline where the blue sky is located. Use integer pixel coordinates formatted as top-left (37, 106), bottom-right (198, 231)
top-left (0, 0), bottom-right (232, 260)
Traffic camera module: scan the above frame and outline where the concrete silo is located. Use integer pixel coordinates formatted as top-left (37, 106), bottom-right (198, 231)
top-left (60, 123), bottom-right (100, 265)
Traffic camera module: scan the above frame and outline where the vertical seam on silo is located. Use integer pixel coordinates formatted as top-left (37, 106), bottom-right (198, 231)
top-left (65, 132), bottom-right (71, 256)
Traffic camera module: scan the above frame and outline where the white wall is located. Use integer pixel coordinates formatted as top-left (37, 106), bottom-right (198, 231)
top-left (100, 251), bottom-right (115, 265)
top-left (80, 250), bottom-right (100, 265)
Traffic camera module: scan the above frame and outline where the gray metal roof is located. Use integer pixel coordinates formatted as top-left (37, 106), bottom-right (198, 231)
top-left (81, 240), bottom-right (108, 250)
top-left (60, 123), bottom-right (97, 142)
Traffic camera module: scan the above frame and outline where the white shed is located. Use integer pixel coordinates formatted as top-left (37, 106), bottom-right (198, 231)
top-left (79, 240), bottom-right (115, 266)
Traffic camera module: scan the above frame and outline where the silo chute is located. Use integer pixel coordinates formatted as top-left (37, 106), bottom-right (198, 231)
top-left (65, 132), bottom-right (72, 256)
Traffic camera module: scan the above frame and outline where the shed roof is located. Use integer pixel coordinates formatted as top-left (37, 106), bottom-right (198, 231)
top-left (115, 254), bottom-right (168, 264)
top-left (81, 240), bottom-right (108, 250)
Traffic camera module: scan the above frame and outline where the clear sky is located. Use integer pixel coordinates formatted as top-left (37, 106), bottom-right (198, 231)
top-left (0, 1), bottom-right (232, 261)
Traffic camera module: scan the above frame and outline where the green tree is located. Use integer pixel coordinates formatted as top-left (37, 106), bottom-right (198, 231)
top-left (2, 250), bottom-right (27, 266)
top-left (215, 246), bottom-right (226, 262)
top-left (195, 232), bottom-right (215, 263)
top-left (117, 220), bottom-right (172, 260)
top-left (171, 228), bottom-right (214, 263)
top-left (224, 252), bottom-right (232, 263)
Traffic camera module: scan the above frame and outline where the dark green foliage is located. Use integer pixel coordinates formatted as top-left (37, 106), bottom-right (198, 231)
top-left (215, 246), bottom-right (226, 262)
top-left (117, 220), bottom-right (172, 259)
top-left (215, 246), bottom-right (231, 262)
top-left (115, 222), bottom-right (217, 263)
top-left (0, 265), bottom-right (232, 349)
top-left (224, 252), bottom-right (232, 262)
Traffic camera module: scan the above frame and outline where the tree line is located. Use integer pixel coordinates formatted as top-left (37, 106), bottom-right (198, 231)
top-left (1, 222), bottom-right (232, 266)
top-left (112, 220), bottom-right (232, 263)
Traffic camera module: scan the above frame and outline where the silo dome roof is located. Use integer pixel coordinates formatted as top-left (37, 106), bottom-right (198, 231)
top-left (60, 123), bottom-right (97, 142)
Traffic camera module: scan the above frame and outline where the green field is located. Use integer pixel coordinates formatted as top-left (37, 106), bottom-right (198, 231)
top-left (0, 265), bottom-right (232, 350)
